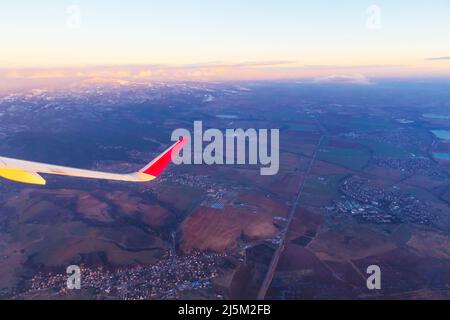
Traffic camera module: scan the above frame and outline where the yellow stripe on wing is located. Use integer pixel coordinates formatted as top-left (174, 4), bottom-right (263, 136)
top-left (0, 168), bottom-right (46, 185)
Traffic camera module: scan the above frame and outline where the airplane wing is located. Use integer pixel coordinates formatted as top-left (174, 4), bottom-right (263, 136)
top-left (0, 137), bottom-right (187, 185)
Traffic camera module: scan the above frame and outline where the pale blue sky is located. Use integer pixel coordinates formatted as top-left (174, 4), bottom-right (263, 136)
top-left (1, 1), bottom-right (450, 76)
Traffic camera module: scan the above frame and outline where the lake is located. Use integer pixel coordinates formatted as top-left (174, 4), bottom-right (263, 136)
top-left (423, 113), bottom-right (450, 120)
top-left (433, 153), bottom-right (450, 161)
top-left (216, 114), bottom-right (238, 119)
top-left (431, 130), bottom-right (450, 140)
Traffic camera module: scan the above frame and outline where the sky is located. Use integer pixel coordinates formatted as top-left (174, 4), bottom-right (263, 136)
top-left (1, 0), bottom-right (450, 82)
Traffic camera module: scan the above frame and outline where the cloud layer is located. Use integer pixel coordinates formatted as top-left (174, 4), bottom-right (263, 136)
top-left (313, 74), bottom-right (372, 85)
top-left (425, 56), bottom-right (450, 61)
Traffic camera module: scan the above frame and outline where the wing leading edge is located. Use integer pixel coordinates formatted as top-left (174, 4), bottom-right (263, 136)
top-left (0, 137), bottom-right (187, 185)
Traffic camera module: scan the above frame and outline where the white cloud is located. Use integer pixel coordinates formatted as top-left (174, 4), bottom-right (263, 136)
top-left (313, 73), bottom-right (372, 85)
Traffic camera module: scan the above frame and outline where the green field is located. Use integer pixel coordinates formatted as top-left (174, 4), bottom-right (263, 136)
top-left (321, 116), bottom-right (396, 132)
top-left (303, 174), bottom-right (347, 200)
top-left (318, 146), bottom-right (371, 170)
top-left (287, 123), bottom-right (318, 132)
top-left (360, 139), bottom-right (424, 158)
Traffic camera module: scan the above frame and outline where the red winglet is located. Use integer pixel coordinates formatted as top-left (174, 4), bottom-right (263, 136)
top-left (141, 137), bottom-right (187, 177)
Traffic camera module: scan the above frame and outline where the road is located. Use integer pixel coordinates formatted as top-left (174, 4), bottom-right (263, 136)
top-left (256, 124), bottom-right (325, 300)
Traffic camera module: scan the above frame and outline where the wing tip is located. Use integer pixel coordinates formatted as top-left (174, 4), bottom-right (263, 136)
top-left (140, 137), bottom-right (187, 178)
top-left (0, 169), bottom-right (47, 185)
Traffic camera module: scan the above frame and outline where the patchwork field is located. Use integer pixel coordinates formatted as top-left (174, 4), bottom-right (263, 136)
top-left (181, 193), bottom-right (289, 252)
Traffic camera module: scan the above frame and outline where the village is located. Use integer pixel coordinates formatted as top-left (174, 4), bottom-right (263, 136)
top-left (24, 251), bottom-right (234, 300)
top-left (326, 176), bottom-right (438, 225)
